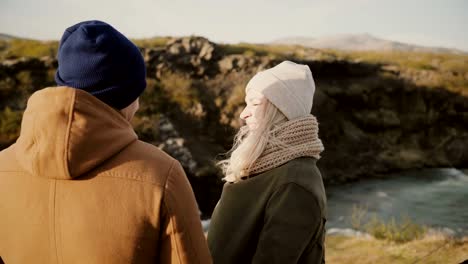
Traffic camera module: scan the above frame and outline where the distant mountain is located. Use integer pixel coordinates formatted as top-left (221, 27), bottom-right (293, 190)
top-left (0, 33), bottom-right (20, 41)
top-left (272, 33), bottom-right (465, 54)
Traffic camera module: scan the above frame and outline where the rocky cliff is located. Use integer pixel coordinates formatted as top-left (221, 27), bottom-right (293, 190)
top-left (1, 36), bottom-right (467, 217)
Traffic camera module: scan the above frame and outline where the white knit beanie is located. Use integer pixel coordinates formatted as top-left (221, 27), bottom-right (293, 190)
top-left (245, 61), bottom-right (316, 120)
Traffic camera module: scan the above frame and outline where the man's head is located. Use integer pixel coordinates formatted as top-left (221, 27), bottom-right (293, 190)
top-left (55, 20), bottom-right (146, 110)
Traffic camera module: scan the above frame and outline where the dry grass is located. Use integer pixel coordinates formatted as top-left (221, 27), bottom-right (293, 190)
top-left (326, 234), bottom-right (468, 264)
top-left (329, 49), bottom-right (468, 94)
top-left (350, 204), bottom-right (427, 243)
top-left (220, 43), bottom-right (468, 94)
top-left (0, 107), bottom-right (22, 148)
top-left (131, 37), bottom-right (171, 49)
top-left (159, 72), bottom-right (200, 113)
top-left (0, 39), bottom-right (58, 59)
top-left (1, 38), bottom-right (466, 95)
top-left (330, 49), bottom-right (468, 72)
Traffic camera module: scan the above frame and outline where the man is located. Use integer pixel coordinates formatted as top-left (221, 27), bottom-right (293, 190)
top-left (0, 20), bottom-right (211, 264)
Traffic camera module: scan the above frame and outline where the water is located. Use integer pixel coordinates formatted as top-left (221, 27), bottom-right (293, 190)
top-left (203, 168), bottom-right (468, 236)
top-left (326, 168), bottom-right (468, 236)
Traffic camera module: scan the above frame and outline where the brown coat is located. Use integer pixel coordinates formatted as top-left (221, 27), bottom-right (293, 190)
top-left (0, 87), bottom-right (211, 264)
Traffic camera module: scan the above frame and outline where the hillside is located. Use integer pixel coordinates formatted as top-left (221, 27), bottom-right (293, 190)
top-left (0, 36), bottom-right (467, 216)
top-left (273, 33), bottom-right (465, 54)
top-left (0, 33), bottom-right (19, 41)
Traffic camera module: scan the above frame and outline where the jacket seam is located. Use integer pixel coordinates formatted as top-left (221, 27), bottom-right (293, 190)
top-left (52, 180), bottom-right (59, 264)
top-left (32, 107), bottom-right (39, 177)
top-left (63, 90), bottom-right (76, 179)
top-left (0, 171), bottom-right (167, 186)
top-left (265, 182), bottom-right (324, 219)
top-left (264, 182), bottom-right (324, 260)
top-left (54, 180), bottom-right (59, 263)
top-left (162, 160), bottom-right (201, 263)
top-left (162, 199), bottom-right (183, 263)
top-left (47, 181), bottom-right (52, 264)
top-left (99, 173), bottom-right (166, 186)
top-left (162, 159), bottom-right (176, 203)
top-left (57, 182), bottom-right (64, 264)
top-left (162, 160), bottom-right (184, 263)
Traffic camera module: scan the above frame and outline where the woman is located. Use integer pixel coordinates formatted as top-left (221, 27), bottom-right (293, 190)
top-left (208, 61), bottom-right (327, 264)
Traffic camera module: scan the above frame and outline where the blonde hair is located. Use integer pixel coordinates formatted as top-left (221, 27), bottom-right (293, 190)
top-left (217, 100), bottom-right (288, 182)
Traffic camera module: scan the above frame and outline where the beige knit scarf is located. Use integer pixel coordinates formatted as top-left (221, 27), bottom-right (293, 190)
top-left (247, 115), bottom-right (324, 176)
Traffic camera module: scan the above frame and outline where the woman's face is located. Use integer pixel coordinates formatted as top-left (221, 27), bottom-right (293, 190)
top-left (239, 89), bottom-right (267, 130)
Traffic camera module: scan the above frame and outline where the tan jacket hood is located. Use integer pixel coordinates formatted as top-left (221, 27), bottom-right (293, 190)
top-left (15, 86), bottom-right (138, 180)
top-left (1, 87), bottom-right (212, 263)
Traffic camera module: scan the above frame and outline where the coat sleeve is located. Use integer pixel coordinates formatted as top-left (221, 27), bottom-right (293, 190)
top-left (252, 183), bottom-right (325, 264)
top-left (159, 160), bottom-right (212, 264)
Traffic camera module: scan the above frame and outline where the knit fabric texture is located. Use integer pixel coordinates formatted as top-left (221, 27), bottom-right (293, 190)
top-left (245, 61), bottom-right (315, 120)
top-left (55, 20), bottom-right (146, 110)
top-left (246, 115), bottom-right (324, 176)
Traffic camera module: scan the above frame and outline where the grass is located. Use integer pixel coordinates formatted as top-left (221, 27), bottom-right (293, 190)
top-left (131, 37), bottom-right (171, 49)
top-left (326, 234), bottom-right (468, 264)
top-left (218, 43), bottom-right (468, 94)
top-left (329, 49), bottom-right (468, 94)
top-left (218, 42), bottom-right (338, 61)
top-left (366, 215), bottom-right (427, 243)
top-left (332, 205), bottom-right (468, 263)
top-left (350, 204), bottom-right (427, 243)
top-left (159, 72), bottom-right (201, 114)
top-left (219, 42), bottom-right (286, 57)
top-left (0, 39), bottom-right (58, 59)
top-left (1, 37), bottom-right (466, 95)
top-left (330, 49), bottom-right (468, 72)
top-left (0, 37), bottom-right (170, 60)
top-left (0, 107), bottom-right (22, 148)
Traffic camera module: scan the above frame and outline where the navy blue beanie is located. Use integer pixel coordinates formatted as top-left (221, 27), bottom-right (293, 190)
top-left (55, 20), bottom-right (146, 110)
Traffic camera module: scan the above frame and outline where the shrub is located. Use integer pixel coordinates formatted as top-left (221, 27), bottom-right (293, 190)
top-left (132, 114), bottom-right (160, 143)
top-left (138, 78), bottom-right (169, 115)
top-left (159, 73), bottom-right (201, 113)
top-left (365, 214), bottom-right (427, 243)
top-left (350, 204), bottom-right (427, 243)
top-left (0, 107), bottom-right (22, 148)
top-left (350, 204), bottom-right (368, 230)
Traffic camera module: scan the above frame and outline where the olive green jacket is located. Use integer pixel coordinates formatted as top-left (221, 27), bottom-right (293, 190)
top-left (208, 157), bottom-right (327, 264)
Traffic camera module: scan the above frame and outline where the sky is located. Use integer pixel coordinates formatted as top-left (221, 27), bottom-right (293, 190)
top-left (1, 0), bottom-right (467, 51)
